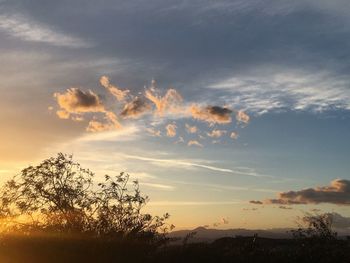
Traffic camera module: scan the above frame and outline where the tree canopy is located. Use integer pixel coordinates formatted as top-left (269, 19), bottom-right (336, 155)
top-left (0, 153), bottom-right (173, 240)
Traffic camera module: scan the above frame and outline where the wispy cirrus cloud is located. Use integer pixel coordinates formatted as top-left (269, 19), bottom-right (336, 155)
top-left (140, 182), bottom-right (175, 191)
top-left (76, 125), bottom-right (140, 142)
top-left (148, 200), bottom-right (243, 206)
top-left (122, 154), bottom-right (271, 178)
top-left (0, 14), bottom-right (92, 47)
top-left (210, 69), bottom-right (350, 114)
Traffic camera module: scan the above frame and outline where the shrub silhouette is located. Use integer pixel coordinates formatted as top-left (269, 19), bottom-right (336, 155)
top-left (0, 153), bottom-right (173, 241)
top-left (291, 213), bottom-right (337, 241)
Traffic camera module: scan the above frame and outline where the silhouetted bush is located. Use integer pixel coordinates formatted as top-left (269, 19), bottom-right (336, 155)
top-left (0, 153), bottom-right (173, 243)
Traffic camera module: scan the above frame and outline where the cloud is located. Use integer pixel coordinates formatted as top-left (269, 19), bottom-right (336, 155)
top-left (128, 172), bottom-right (156, 180)
top-left (249, 200), bottom-right (263, 205)
top-left (236, 110), bottom-right (250, 124)
top-left (221, 217), bottom-right (229, 224)
top-left (212, 217), bottom-right (229, 227)
top-left (210, 70), bottom-right (350, 114)
top-left (100, 76), bottom-right (130, 101)
top-left (54, 87), bottom-right (123, 132)
top-left (145, 83), bottom-right (183, 116)
top-left (166, 123), bottom-right (177, 137)
top-left (122, 154), bottom-right (255, 175)
top-left (185, 124), bottom-right (198, 134)
top-left (0, 14), bottom-right (91, 47)
top-left (230, 132), bottom-right (238, 140)
top-left (175, 136), bottom-right (185, 144)
top-left (54, 88), bottom-right (105, 117)
top-left (146, 127), bottom-right (161, 137)
top-left (56, 110), bottom-right (70, 119)
top-left (278, 206), bottom-right (293, 210)
top-left (242, 208), bottom-right (258, 211)
top-left (120, 97), bottom-right (152, 118)
top-left (123, 153), bottom-right (273, 177)
top-left (52, 76), bottom-right (252, 143)
top-left (148, 200), bottom-right (242, 206)
top-left (140, 182), bottom-right (175, 191)
top-left (190, 105), bottom-right (232, 124)
top-left (188, 140), bottom-right (203, 147)
top-left (77, 125), bottom-right (139, 142)
top-left (310, 208), bottom-right (322, 213)
top-left (86, 112), bottom-right (121, 132)
top-left (264, 179), bottom-right (350, 205)
top-left (207, 129), bottom-right (227, 138)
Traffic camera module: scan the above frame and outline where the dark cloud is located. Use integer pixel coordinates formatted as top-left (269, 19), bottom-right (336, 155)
top-left (191, 105), bottom-right (232, 124)
top-left (54, 88), bottom-right (105, 118)
top-left (278, 206), bottom-right (293, 210)
top-left (242, 208), bottom-right (258, 211)
top-left (120, 97), bottom-right (152, 119)
top-left (265, 179), bottom-right (350, 205)
top-left (249, 200), bottom-right (263, 205)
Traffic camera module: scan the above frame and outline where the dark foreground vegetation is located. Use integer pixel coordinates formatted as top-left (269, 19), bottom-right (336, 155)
top-left (0, 232), bottom-right (349, 263)
top-left (0, 154), bottom-right (349, 263)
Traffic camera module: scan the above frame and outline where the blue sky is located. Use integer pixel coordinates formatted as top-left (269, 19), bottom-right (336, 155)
top-left (0, 0), bottom-right (350, 229)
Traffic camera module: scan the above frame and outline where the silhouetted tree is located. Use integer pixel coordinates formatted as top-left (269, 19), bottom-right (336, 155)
top-left (0, 153), bottom-right (173, 240)
top-left (92, 173), bottom-right (173, 240)
top-left (291, 213), bottom-right (337, 241)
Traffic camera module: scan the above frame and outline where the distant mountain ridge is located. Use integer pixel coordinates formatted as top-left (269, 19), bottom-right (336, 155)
top-left (169, 226), bottom-right (350, 243)
top-left (169, 227), bottom-right (294, 242)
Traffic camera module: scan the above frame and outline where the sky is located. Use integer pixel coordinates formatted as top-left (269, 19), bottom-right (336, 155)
top-left (0, 0), bottom-right (350, 230)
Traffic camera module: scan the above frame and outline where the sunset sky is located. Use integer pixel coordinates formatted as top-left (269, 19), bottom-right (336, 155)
top-left (1, 0), bottom-right (350, 230)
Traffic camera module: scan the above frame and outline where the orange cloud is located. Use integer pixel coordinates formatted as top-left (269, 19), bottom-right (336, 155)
top-left (188, 140), bottom-right (203, 147)
top-left (100, 76), bottom-right (129, 101)
top-left (54, 88), bottom-right (105, 115)
top-left (166, 123), bottom-right (177, 137)
top-left (236, 110), bottom-right (250, 124)
top-left (145, 88), bottom-right (183, 116)
top-left (207, 129), bottom-right (227, 138)
top-left (190, 105), bottom-right (232, 124)
top-left (56, 110), bottom-right (70, 119)
top-left (185, 124), bottom-right (198, 134)
top-left (146, 127), bottom-right (161, 137)
top-left (120, 97), bottom-right (152, 119)
top-left (86, 112), bottom-right (121, 132)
